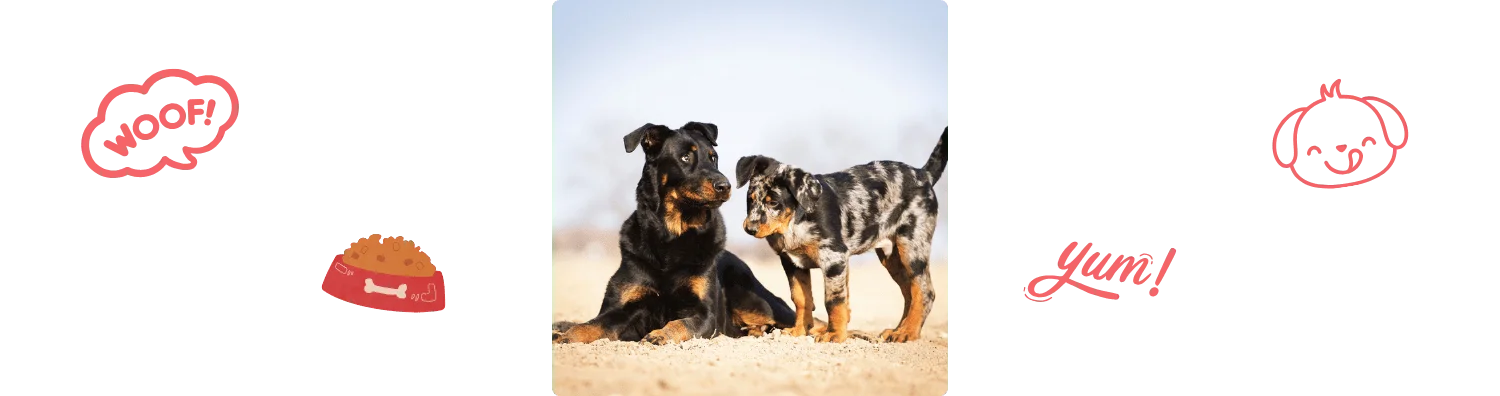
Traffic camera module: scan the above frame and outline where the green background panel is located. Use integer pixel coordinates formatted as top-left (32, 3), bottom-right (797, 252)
top-left (1, 1), bottom-right (552, 393)
top-left (960, 1), bottom-right (1500, 393)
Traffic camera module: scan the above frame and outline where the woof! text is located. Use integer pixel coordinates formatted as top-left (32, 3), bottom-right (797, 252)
top-left (103, 99), bottom-right (218, 156)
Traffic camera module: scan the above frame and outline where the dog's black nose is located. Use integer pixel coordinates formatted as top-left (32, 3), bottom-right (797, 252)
top-left (714, 181), bottom-right (730, 193)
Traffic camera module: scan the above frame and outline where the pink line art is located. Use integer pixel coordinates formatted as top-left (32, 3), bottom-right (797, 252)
top-left (79, 66), bottom-right (241, 180)
top-left (1026, 240), bottom-right (1176, 304)
top-left (1272, 76), bottom-right (1410, 192)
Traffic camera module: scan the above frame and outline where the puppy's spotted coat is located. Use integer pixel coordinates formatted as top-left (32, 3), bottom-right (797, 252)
top-left (735, 128), bottom-right (947, 343)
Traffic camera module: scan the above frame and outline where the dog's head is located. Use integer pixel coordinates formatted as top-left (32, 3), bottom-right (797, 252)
top-left (625, 122), bottom-right (732, 236)
top-left (734, 155), bottom-right (821, 239)
top-left (1273, 80), bottom-right (1408, 188)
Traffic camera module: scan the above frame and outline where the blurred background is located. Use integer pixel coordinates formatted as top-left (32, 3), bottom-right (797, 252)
top-left (553, 0), bottom-right (947, 265)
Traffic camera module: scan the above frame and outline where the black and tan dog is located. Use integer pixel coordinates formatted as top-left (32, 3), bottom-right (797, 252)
top-left (735, 128), bottom-right (947, 343)
top-left (554, 122), bottom-right (797, 345)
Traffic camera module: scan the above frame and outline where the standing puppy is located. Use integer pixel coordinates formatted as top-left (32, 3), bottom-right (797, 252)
top-left (554, 122), bottom-right (797, 345)
top-left (736, 128), bottom-right (947, 343)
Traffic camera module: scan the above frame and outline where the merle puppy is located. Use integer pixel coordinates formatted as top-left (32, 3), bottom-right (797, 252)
top-left (554, 122), bottom-right (796, 345)
top-left (735, 128), bottom-right (947, 343)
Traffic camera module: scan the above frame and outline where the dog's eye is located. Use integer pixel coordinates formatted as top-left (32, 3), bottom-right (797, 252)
top-left (680, 153), bottom-right (692, 163)
top-left (711, 154), bottom-right (717, 164)
top-left (1361, 137), bottom-right (1377, 147)
top-left (1306, 146), bottom-right (1321, 156)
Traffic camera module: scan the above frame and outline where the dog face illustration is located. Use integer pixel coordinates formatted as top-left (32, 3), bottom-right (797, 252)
top-left (1272, 77), bottom-right (1410, 192)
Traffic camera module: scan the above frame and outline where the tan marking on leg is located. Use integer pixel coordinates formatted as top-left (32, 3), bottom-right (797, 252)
top-left (817, 300), bottom-right (850, 343)
top-left (810, 318), bottom-right (829, 335)
top-left (879, 239), bottom-right (925, 343)
top-left (555, 323), bottom-right (613, 344)
top-left (785, 270), bottom-right (814, 337)
top-left (644, 320), bottom-right (693, 345)
top-left (733, 308), bottom-right (775, 337)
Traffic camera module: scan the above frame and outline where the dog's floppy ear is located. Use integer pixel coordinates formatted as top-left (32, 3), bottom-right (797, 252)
top-left (681, 122), bottom-right (719, 146)
top-left (624, 123), bottom-right (672, 154)
top-left (1272, 107), bottom-right (1306, 168)
top-left (1363, 96), bottom-right (1407, 149)
top-left (787, 168), bottom-right (822, 214)
top-left (735, 155), bottom-right (779, 188)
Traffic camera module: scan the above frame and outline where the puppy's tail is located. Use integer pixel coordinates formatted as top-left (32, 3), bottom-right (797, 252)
top-left (921, 127), bottom-right (948, 181)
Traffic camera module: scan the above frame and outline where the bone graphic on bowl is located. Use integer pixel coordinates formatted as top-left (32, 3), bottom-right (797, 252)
top-left (408, 283), bottom-right (438, 302)
top-left (334, 262), bottom-right (354, 276)
top-left (364, 278), bottom-right (407, 299)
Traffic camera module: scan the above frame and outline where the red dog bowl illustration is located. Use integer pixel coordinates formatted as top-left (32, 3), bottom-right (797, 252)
top-left (323, 234), bottom-right (445, 312)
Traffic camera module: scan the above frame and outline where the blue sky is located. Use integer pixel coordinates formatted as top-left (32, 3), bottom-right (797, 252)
top-left (553, 0), bottom-right (947, 257)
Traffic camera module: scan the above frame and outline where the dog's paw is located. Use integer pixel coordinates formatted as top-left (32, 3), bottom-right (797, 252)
top-left (642, 320), bottom-right (693, 345)
top-left (554, 323), bottom-right (607, 344)
top-left (643, 329), bottom-right (677, 345)
top-left (782, 319), bottom-right (828, 338)
top-left (878, 328), bottom-right (921, 343)
top-left (553, 333), bottom-right (581, 344)
top-left (810, 322), bottom-right (829, 336)
top-left (815, 330), bottom-right (849, 343)
top-left (552, 321), bottom-right (577, 342)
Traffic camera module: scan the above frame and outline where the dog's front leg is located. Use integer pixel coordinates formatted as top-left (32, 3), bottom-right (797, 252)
top-left (643, 274), bottom-right (719, 345)
top-left (642, 314), bottom-right (713, 345)
top-left (554, 308), bottom-right (635, 344)
top-left (556, 265), bottom-right (661, 344)
top-left (817, 254), bottom-right (851, 343)
top-left (779, 253), bottom-right (817, 337)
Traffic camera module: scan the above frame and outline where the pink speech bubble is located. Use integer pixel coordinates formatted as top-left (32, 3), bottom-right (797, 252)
top-left (79, 67), bottom-right (241, 179)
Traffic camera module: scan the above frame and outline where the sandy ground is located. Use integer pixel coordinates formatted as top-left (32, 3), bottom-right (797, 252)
top-left (553, 251), bottom-right (948, 396)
